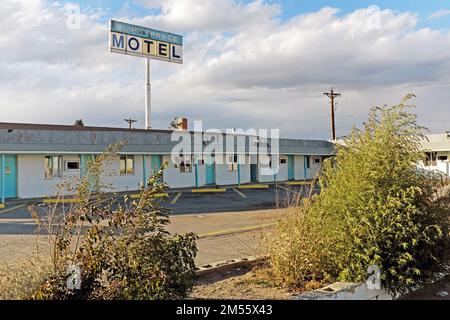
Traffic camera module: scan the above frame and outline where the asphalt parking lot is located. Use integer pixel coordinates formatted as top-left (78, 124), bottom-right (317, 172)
top-left (0, 183), bottom-right (318, 265)
top-left (0, 183), bottom-right (318, 220)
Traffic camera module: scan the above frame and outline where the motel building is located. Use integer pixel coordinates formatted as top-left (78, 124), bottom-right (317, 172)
top-left (420, 131), bottom-right (450, 177)
top-left (0, 121), bottom-right (335, 203)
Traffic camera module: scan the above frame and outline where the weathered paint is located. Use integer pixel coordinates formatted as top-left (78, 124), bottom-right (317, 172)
top-left (0, 155), bottom-right (17, 199)
top-left (288, 155), bottom-right (295, 180)
top-left (142, 155), bottom-right (147, 187)
top-left (1, 154), bottom-right (4, 204)
top-left (205, 156), bottom-right (215, 185)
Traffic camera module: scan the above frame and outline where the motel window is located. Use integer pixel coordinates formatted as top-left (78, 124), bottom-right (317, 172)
top-left (120, 155), bottom-right (134, 175)
top-left (438, 155), bottom-right (448, 162)
top-left (314, 157), bottom-right (321, 164)
top-left (425, 152), bottom-right (437, 166)
top-left (228, 154), bottom-right (239, 172)
top-left (175, 155), bottom-right (192, 173)
top-left (280, 158), bottom-right (287, 164)
top-left (65, 161), bottom-right (80, 171)
top-left (45, 156), bottom-right (62, 179)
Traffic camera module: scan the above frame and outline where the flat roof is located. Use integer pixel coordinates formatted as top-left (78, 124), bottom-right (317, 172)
top-left (0, 122), bottom-right (173, 134)
top-left (0, 122), bottom-right (336, 155)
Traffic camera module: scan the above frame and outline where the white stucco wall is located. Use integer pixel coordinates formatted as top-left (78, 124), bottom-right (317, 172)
top-left (18, 154), bottom-right (71, 198)
top-left (276, 155), bottom-right (288, 182)
top-left (421, 151), bottom-right (450, 176)
top-left (239, 163), bottom-right (251, 184)
top-left (258, 154), bottom-right (275, 183)
top-left (161, 155), bottom-right (196, 188)
top-left (309, 156), bottom-right (323, 180)
top-left (101, 155), bottom-right (144, 193)
top-left (15, 153), bottom-right (327, 198)
top-left (294, 155), bottom-right (307, 180)
top-left (17, 154), bottom-right (146, 198)
top-left (291, 155), bottom-right (323, 181)
top-left (257, 155), bottom-right (291, 183)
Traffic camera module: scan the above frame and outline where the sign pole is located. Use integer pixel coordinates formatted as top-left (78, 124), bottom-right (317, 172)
top-left (109, 20), bottom-right (183, 129)
top-left (145, 57), bottom-right (151, 129)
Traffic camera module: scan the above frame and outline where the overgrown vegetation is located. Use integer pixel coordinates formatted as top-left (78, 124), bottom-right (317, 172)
top-left (267, 95), bottom-right (450, 297)
top-left (1, 143), bottom-right (197, 300)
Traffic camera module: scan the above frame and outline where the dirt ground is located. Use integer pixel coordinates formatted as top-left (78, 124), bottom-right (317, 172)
top-left (190, 262), bottom-right (309, 300)
top-left (401, 275), bottom-right (450, 300)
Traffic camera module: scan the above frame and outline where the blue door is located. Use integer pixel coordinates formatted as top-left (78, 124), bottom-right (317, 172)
top-left (250, 164), bottom-right (257, 182)
top-left (205, 155), bottom-right (215, 185)
top-left (150, 155), bottom-right (163, 182)
top-left (151, 155), bottom-right (162, 172)
top-left (287, 155), bottom-right (295, 180)
top-left (1, 155), bottom-right (17, 199)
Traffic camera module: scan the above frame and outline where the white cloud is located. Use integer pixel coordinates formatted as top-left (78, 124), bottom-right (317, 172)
top-left (1, 1), bottom-right (450, 139)
top-left (132, 0), bottom-right (281, 32)
top-left (429, 9), bottom-right (450, 20)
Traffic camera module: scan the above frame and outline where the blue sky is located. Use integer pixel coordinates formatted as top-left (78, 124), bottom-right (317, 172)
top-left (70, 0), bottom-right (450, 29)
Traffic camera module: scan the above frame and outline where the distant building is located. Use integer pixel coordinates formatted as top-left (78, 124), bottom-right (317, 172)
top-left (0, 122), bottom-right (335, 202)
top-left (420, 131), bottom-right (450, 177)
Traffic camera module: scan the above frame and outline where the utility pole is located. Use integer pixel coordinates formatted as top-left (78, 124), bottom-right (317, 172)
top-left (324, 88), bottom-right (341, 140)
top-left (124, 118), bottom-right (137, 129)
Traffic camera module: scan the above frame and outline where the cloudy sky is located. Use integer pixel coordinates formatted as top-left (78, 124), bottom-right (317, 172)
top-left (2, 0), bottom-right (450, 139)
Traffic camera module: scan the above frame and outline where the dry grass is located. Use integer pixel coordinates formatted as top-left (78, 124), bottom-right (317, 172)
top-left (0, 256), bottom-right (52, 300)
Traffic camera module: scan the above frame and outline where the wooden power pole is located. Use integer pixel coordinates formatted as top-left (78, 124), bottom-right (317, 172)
top-left (124, 118), bottom-right (137, 129)
top-left (324, 89), bottom-right (341, 140)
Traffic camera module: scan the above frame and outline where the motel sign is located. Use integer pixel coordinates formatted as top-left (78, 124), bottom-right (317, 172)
top-left (109, 20), bottom-right (183, 64)
top-left (109, 20), bottom-right (183, 129)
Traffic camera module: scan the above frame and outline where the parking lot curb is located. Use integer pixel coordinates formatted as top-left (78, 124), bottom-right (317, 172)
top-left (238, 184), bottom-right (269, 189)
top-left (192, 188), bottom-right (227, 193)
top-left (285, 181), bottom-right (314, 185)
top-left (43, 198), bottom-right (82, 204)
top-left (130, 193), bottom-right (168, 199)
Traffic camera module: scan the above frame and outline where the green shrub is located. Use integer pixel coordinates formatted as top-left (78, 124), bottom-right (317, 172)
top-left (267, 95), bottom-right (450, 296)
top-left (28, 144), bottom-right (197, 300)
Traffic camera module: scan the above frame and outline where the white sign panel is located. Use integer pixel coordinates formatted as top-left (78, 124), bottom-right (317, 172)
top-left (109, 20), bottom-right (183, 64)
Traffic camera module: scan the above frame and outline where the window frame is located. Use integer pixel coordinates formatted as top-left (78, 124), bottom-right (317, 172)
top-left (65, 160), bottom-right (80, 171)
top-left (119, 155), bottom-right (135, 175)
top-left (228, 154), bottom-right (239, 172)
top-left (45, 155), bottom-right (63, 179)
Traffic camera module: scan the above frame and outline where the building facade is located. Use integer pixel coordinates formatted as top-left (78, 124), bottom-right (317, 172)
top-left (420, 132), bottom-right (450, 177)
top-left (0, 122), bottom-right (335, 201)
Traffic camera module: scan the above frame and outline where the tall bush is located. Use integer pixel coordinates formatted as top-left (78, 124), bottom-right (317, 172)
top-left (267, 95), bottom-right (450, 296)
top-left (28, 144), bottom-right (197, 300)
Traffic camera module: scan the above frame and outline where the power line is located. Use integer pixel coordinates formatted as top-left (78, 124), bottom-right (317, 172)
top-left (324, 88), bottom-right (341, 140)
